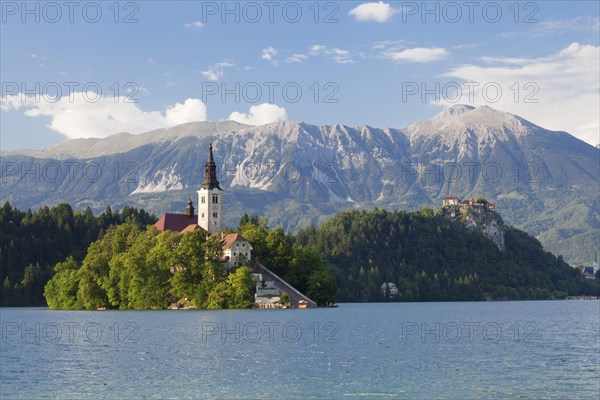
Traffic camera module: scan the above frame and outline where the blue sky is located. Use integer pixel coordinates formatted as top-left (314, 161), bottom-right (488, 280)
top-left (1, 1), bottom-right (599, 150)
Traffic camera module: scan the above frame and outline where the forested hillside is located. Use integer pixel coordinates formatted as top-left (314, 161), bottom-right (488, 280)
top-left (296, 209), bottom-right (599, 301)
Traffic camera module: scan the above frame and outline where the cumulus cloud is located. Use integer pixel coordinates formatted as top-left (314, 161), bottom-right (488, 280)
top-left (442, 42), bottom-right (599, 145)
top-left (349, 2), bottom-right (398, 22)
top-left (201, 61), bottom-right (235, 81)
top-left (381, 47), bottom-right (449, 63)
top-left (228, 103), bottom-right (287, 126)
top-left (261, 47), bottom-right (277, 62)
top-left (1, 94), bottom-right (207, 139)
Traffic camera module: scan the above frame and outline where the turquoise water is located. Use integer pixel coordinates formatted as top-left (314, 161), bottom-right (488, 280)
top-left (1, 301), bottom-right (599, 399)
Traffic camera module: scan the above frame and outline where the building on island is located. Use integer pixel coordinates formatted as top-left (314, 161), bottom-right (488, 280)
top-left (152, 143), bottom-right (317, 307)
top-left (221, 233), bottom-right (253, 269)
top-left (197, 143), bottom-right (223, 234)
top-left (251, 265), bottom-right (317, 308)
top-left (153, 143), bottom-right (252, 268)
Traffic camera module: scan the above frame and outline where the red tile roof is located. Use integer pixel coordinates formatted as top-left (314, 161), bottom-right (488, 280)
top-left (154, 213), bottom-right (205, 233)
top-left (443, 196), bottom-right (459, 200)
top-left (221, 233), bottom-right (249, 249)
top-left (181, 224), bottom-right (202, 233)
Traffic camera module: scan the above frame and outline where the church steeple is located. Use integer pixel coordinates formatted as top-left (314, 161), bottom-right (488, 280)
top-left (197, 143), bottom-right (223, 234)
top-left (202, 143), bottom-right (221, 190)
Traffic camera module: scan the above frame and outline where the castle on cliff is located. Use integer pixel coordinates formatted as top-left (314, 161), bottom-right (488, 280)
top-left (442, 196), bottom-right (495, 210)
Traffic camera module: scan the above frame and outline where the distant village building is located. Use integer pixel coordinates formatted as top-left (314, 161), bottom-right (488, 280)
top-left (153, 143), bottom-right (252, 268)
top-left (582, 253), bottom-right (599, 280)
top-left (381, 282), bottom-right (398, 297)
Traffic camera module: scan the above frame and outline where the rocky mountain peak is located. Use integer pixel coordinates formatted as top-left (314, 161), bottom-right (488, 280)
top-left (405, 105), bottom-right (536, 145)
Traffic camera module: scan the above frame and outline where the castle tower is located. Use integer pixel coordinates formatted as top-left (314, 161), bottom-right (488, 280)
top-left (197, 143), bottom-right (223, 233)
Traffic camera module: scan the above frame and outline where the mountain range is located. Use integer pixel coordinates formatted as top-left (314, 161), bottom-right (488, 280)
top-left (2, 105), bottom-right (598, 265)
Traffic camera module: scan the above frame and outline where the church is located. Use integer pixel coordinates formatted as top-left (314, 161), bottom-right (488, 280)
top-left (153, 143), bottom-right (252, 269)
top-left (153, 143), bottom-right (317, 308)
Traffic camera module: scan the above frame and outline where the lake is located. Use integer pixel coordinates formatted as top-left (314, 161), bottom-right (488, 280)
top-left (1, 301), bottom-right (599, 399)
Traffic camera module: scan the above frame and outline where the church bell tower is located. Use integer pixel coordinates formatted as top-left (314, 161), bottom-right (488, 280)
top-left (197, 143), bottom-right (223, 233)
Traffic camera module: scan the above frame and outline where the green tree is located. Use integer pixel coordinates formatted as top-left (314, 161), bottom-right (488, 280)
top-left (265, 227), bottom-right (293, 275)
top-left (44, 257), bottom-right (80, 309)
top-left (279, 292), bottom-right (290, 306)
top-left (170, 229), bottom-right (207, 300)
top-left (307, 269), bottom-right (337, 306)
top-left (226, 266), bottom-right (255, 308)
top-left (238, 216), bottom-right (269, 260)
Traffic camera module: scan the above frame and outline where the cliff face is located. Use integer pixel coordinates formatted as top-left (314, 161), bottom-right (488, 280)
top-left (441, 205), bottom-right (506, 251)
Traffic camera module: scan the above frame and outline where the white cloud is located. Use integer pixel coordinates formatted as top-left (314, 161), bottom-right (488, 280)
top-left (308, 45), bottom-right (354, 63)
top-left (272, 45), bottom-right (353, 65)
top-left (349, 2), bottom-right (398, 22)
top-left (442, 42), bottom-right (600, 145)
top-left (201, 61), bottom-right (235, 81)
top-left (309, 45), bottom-right (327, 56)
top-left (329, 48), bottom-right (354, 64)
top-left (261, 47), bottom-right (277, 62)
top-left (0, 95), bottom-right (27, 112)
top-left (164, 99), bottom-right (207, 125)
top-left (286, 54), bottom-right (308, 63)
top-left (228, 103), bottom-right (287, 126)
top-left (381, 47), bottom-right (449, 63)
top-left (1, 94), bottom-right (207, 139)
top-left (499, 17), bottom-right (599, 38)
top-left (372, 40), bottom-right (410, 50)
top-left (184, 21), bottom-right (204, 29)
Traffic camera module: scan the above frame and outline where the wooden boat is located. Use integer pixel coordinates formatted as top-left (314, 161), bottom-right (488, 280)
top-left (298, 300), bottom-right (308, 309)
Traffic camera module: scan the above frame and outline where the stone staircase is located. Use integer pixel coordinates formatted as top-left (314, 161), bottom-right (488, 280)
top-left (253, 260), bottom-right (317, 308)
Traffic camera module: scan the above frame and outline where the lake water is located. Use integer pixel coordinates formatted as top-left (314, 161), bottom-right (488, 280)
top-left (1, 301), bottom-right (599, 399)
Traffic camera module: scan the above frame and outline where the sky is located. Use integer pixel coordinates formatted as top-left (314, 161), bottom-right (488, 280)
top-left (1, 0), bottom-right (599, 150)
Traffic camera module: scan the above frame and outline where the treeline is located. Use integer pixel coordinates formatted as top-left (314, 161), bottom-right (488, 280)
top-left (44, 213), bottom-right (336, 309)
top-left (5, 202), bottom-right (596, 307)
top-left (0, 202), bottom-right (156, 306)
top-left (295, 208), bottom-right (599, 301)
